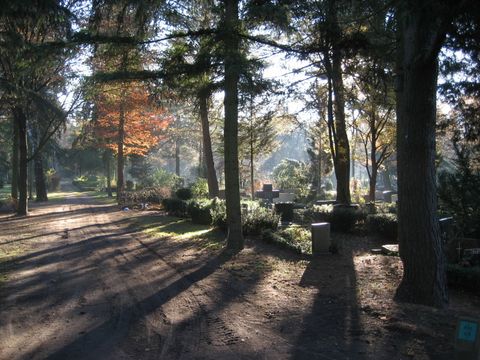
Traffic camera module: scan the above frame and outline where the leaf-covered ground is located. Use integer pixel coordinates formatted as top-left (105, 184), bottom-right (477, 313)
top-left (1, 190), bottom-right (479, 359)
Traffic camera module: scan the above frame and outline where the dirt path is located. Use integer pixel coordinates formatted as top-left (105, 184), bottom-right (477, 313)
top-left (1, 190), bottom-right (479, 360)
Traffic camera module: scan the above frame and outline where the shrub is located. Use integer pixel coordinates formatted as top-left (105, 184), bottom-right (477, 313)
top-left (188, 199), bottom-right (213, 225)
top-left (126, 180), bottom-right (134, 191)
top-left (162, 198), bottom-right (188, 217)
top-left (243, 207), bottom-right (280, 235)
top-left (210, 198), bottom-right (227, 230)
top-left (447, 265), bottom-right (480, 295)
top-left (261, 229), bottom-right (304, 254)
top-left (307, 204), bottom-right (365, 232)
top-left (72, 175), bottom-right (98, 191)
top-left (278, 226), bottom-right (311, 254)
top-left (119, 187), bottom-right (170, 205)
top-left (366, 213), bottom-right (398, 241)
top-left (46, 168), bottom-right (61, 191)
top-left (191, 178), bottom-right (209, 198)
top-left (274, 202), bottom-right (295, 223)
top-left (0, 178), bottom-right (4, 188)
top-left (176, 187), bottom-right (193, 200)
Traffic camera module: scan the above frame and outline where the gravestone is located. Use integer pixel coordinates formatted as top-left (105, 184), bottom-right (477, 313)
top-left (273, 192), bottom-right (295, 204)
top-left (391, 194), bottom-right (398, 203)
top-left (311, 222), bottom-right (331, 254)
top-left (375, 190), bottom-right (384, 201)
top-left (315, 199), bottom-right (337, 206)
top-left (383, 190), bottom-right (397, 203)
top-left (439, 217), bottom-right (456, 262)
top-left (255, 184), bottom-right (280, 203)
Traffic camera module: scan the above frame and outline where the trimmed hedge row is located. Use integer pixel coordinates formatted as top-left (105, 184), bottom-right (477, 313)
top-left (447, 264), bottom-right (480, 295)
top-left (162, 197), bottom-right (280, 236)
top-left (366, 213), bottom-right (398, 241)
top-left (305, 205), bottom-right (367, 232)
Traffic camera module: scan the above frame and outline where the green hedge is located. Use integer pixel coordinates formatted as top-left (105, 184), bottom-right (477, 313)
top-left (175, 187), bottom-right (193, 200)
top-left (243, 207), bottom-right (280, 235)
top-left (366, 213), bottom-right (398, 241)
top-left (162, 198), bottom-right (188, 216)
top-left (447, 265), bottom-right (480, 294)
top-left (307, 205), bottom-right (366, 232)
top-left (262, 229), bottom-right (304, 254)
top-left (187, 199), bottom-right (212, 225)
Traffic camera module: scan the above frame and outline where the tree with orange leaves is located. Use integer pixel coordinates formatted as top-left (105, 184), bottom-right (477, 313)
top-left (93, 82), bottom-right (171, 195)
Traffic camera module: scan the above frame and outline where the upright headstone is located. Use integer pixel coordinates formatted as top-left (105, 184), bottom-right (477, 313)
top-left (256, 184), bottom-right (280, 203)
top-left (383, 190), bottom-right (396, 203)
top-left (311, 222), bottom-right (331, 254)
top-left (274, 192), bottom-right (296, 204)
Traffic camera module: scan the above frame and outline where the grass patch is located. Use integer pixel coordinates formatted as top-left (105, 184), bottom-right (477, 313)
top-left (0, 184), bottom-right (12, 201)
top-left (48, 190), bottom-right (116, 204)
top-left (130, 215), bottom-right (225, 250)
top-left (0, 243), bottom-right (26, 288)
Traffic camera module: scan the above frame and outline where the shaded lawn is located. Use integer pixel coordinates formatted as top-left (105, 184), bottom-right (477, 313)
top-left (0, 184), bottom-right (11, 201)
top-left (130, 215), bottom-right (226, 251)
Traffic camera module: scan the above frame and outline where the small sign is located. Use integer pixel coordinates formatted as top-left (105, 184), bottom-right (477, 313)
top-left (458, 321), bottom-right (478, 343)
top-left (455, 318), bottom-right (480, 360)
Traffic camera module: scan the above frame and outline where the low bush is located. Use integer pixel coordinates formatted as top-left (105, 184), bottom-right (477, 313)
top-left (366, 213), bottom-right (398, 241)
top-left (72, 175), bottom-right (98, 191)
top-left (126, 180), bottom-right (134, 191)
top-left (162, 198), bottom-right (188, 217)
top-left (274, 202), bottom-right (294, 223)
top-left (262, 229), bottom-right (304, 254)
top-left (0, 196), bottom-right (16, 212)
top-left (210, 198), bottom-right (227, 231)
top-left (176, 187), bottom-right (193, 200)
top-left (188, 199), bottom-right (213, 225)
top-left (119, 187), bottom-right (170, 205)
top-left (243, 207), bottom-right (280, 235)
top-left (278, 226), bottom-right (311, 254)
top-left (447, 264), bottom-right (480, 295)
top-left (190, 178), bottom-right (209, 198)
top-left (307, 204), bottom-right (365, 232)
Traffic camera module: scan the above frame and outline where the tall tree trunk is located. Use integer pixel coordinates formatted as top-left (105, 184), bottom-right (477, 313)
top-left (32, 125), bottom-right (48, 202)
top-left (250, 129), bottom-right (255, 200)
top-left (199, 93), bottom-right (219, 198)
top-left (394, 2), bottom-right (448, 307)
top-left (223, 0), bottom-right (244, 251)
top-left (117, 90), bottom-right (126, 200)
top-left (104, 150), bottom-right (112, 198)
top-left (369, 120), bottom-right (377, 202)
top-left (175, 139), bottom-right (181, 176)
top-left (11, 116), bottom-right (19, 200)
top-left (34, 155), bottom-right (48, 201)
top-left (28, 159), bottom-right (34, 201)
top-left (13, 108), bottom-right (28, 215)
top-left (331, 47), bottom-right (351, 205)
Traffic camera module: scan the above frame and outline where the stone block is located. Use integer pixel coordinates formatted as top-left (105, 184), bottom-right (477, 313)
top-left (311, 222), bottom-right (331, 254)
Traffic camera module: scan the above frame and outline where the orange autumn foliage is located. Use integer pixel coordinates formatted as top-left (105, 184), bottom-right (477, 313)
top-left (94, 84), bottom-right (171, 156)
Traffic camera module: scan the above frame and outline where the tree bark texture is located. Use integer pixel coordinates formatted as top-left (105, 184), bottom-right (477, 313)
top-left (104, 150), bottom-right (113, 198)
top-left (116, 90), bottom-right (126, 200)
top-left (394, 2), bottom-right (448, 307)
top-left (175, 139), bottom-right (181, 176)
top-left (34, 154), bottom-right (48, 202)
top-left (32, 125), bottom-right (48, 202)
top-left (223, 0), bottom-right (244, 251)
top-left (13, 107), bottom-right (28, 215)
top-left (331, 48), bottom-right (351, 205)
top-left (199, 93), bottom-right (219, 198)
top-left (11, 116), bottom-right (19, 200)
